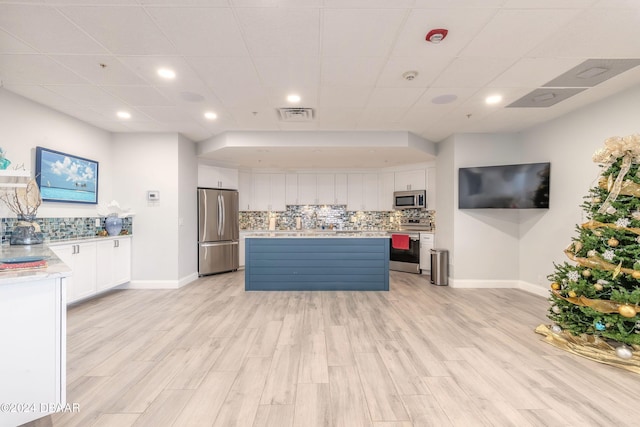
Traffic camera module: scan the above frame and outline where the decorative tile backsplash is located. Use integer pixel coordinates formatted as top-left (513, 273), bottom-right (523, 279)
top-left (239, 205), bottom-right (434, 231)
top-left (0, 216), bottom-right (133, 244)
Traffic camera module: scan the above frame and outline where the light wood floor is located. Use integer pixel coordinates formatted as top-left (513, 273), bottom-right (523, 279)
top-left (24, 271), bottom-right (640, 427)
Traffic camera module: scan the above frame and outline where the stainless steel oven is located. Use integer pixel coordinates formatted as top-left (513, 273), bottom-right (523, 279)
top-left (388, 232), bottom-right (421, 274)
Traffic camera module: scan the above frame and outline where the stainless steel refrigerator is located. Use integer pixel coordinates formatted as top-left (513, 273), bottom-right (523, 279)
top-left (198, 188), bottom-right (239, 276)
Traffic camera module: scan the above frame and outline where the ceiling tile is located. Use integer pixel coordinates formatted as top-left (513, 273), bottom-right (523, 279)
top-left (136, 106), bottom-right (200, 122)
top-left (266, 87), bottom-right (318, 109)
top-left (140, 0), bottom-right (229, 5)
top-left (322, 9), bottom-right (407, 57)
top-left (236, 8), bottom-right (320, 57)
top-left (101, 85), bottom-right (173, 106)
top-left (45, 0), bottom-right (139, 4)
top-left (321, 57), bottom-right (387, 86)
top-left (503, 0), bottom-right (597, 7)
top-left (413, 87), bottom-right (478, 107)
top-left (358, 107), bottom-right (408, 127)
top-left (487, 57), bottom-right (582, 88)
top-left (432, 57), bottom-right (517, 88)
top-left (459, 9), bottom-right (581, 58)
top-left (376, 56), bottom-right (453, 88)
top-left (253, 56), bottom-right (320, 88)
top-left (0, 29), bottom-right (37, 53)
top-left (146, 7), bottom-right (249, 57)
top-left (324, 0), bottom-right (416, 7)
top-left (319, 86), bottom-right (373, 108)
top-left (231, 0), bottom-right (321, 6)
top-left (0, 4), bottom-right (108, 54)
top-left (59, 6), bottom-right (176, 55)
top-left (0, 54), bottom-right (88, 84)
top-left (316, 108), bottom-right (361, 129)
top-left (86, 121), bottom-right (138, 132)
top-left (118, 56), bottom-right (206, 88)
top-left (3, 84), bottom-right (77, 108)
top-left (529, 8), bottom-right (640, 58)
top-left (367, 87), bottom-right (425, 108)
top-left (44, 85), bottom-right (128, 107)
top-left (391, 8), bottom-right (497, 58)
top-left (413, 0), bottom-right (505, 7)
top-left (50, 55), bottom-right (148, 85)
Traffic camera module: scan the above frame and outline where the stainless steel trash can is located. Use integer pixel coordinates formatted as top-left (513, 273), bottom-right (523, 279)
top-left (430, 249), bottom-right (448, 286)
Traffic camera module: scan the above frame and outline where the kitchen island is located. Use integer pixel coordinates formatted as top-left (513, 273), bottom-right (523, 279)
top-left (244, 232), bottom-right (389, 291)
top-left (0, 244), bottom-right (70, 427)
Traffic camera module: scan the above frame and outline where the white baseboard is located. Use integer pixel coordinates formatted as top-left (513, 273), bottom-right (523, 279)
top-left (117, 272), bottom-right (199, 290)
top-left (448, 278), bottom-right (549, 298)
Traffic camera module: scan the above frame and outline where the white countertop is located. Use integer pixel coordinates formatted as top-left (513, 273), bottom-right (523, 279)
top-left (0, 244), bottom-right (72, 285)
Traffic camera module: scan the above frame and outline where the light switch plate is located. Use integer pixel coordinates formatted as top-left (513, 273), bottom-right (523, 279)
top-left (147, 190), bottom-right (159, 201)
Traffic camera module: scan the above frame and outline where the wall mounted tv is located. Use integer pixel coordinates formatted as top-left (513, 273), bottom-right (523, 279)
top-left (35, 146), bottom-right (99, 204)
top-left (458, 162), bottom-right (550, 209)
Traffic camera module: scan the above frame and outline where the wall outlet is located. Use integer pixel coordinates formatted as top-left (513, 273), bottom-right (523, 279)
top-left (95, 218), bottom-right (101, 227)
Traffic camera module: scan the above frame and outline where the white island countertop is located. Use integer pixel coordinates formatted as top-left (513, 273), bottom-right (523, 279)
top-left (0, 244), bottom-right (71, 285)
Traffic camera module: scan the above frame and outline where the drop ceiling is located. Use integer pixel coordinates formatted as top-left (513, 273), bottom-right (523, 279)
top-left (2, 0), bottom-right (640, 169)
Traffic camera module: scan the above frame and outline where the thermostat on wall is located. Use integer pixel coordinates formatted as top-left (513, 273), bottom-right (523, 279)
top-left (147, 190), bottom-right (160, 201)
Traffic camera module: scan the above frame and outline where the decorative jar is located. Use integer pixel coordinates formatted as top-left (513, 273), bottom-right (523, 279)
top-left (10, 214), bottom-right (44, 245)
top-left (105, 214), bottom-right (123, 236)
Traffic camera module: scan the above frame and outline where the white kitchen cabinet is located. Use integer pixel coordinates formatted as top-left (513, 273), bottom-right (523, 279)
top-left (395, 169), bottom-right (426, 191)
top-left (239, 235), bottom-right (246, 268)
top-left (96, 237), bottom-right (131, 291)
top-left (427, 166), bottom-right (436, 211)
top-left (285, 173), bottom-right (298, 205)
top-left (198, 165), bottom-right (239, 189)
top-left (297, 174), bottom-right (317, 205)
top-left (316, 173), bottom-right (335, 204)
top-left (335, 173), bottom-right (348, 205)
top-left (420, 233), bottom-right (435, 275)
top-left (378, 171), bottom-right (395, 211)
top-left (51, 241), bottom-right (96, 303)
top-left (50, 236), bottom-right (132, 304)
top-left (347, 173), bottom-right (379, 211)
top-left (0, 276), bottom-right (66, 427)
top-left (238, 171), bottom-right (253, 211)
top-left (253, 173), bottom-right (286, 211)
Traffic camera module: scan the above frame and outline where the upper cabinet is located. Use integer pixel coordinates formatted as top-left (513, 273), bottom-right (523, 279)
top-left (252, 173), bottom-right (286, 211)
top-left (297, 173), bottom-right (344, 205)
top-left (347, 173), bottom-right (379, 211)
top-left (426, 166), bottom-right (436, 211)
top-left (378, 172), bottom-right (395, 211)
top-left (297, 174), bottom-right (317, 205)
top-left (198, 165), bottom-right (238, 189)
top-left (238, 171), bottom-right (253, 211)
top-left (394, 169), bottom-right (425, 191)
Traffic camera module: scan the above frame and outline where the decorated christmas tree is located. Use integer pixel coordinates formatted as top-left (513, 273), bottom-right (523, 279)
top-left (536, 134), bottom-right (640, 373)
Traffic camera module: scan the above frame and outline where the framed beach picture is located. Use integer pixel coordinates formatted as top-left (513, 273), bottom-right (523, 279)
top-left (35, 146), bottom-right (99, 204)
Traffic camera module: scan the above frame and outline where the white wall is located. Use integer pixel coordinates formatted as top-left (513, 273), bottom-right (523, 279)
top-left (178, 134), bottom-right (198, 283)
top-left (519, 84), bottom-right (640, 292)
top-left (0, 89), bottom-right (113, 218)
top-left (435, 135), bottom-right (455, 276)
top-left (112, 133), bottom-right (181, 285)
top-left (451, 133), bottom-right (523, 283)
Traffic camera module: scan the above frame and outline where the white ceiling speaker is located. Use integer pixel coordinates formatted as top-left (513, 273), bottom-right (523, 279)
top-left (402, 71), bottom-right (418, 81)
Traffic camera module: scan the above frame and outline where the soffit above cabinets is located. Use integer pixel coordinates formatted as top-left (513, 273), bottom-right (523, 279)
top-left (1, 1), bottom-right (640, 167)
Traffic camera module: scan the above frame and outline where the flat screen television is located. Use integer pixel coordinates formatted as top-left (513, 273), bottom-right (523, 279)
top-left (458, 162), bottom-right (550, 209)
top-left (35, 146), bottom-right (99, 204)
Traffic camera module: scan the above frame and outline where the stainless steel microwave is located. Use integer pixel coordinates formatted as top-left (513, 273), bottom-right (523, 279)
top-left (393, 190), bottom-right (426, 210)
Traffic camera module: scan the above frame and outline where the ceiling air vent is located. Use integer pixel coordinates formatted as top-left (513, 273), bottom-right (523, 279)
top-left (277, 107), bottom-right (314, 122)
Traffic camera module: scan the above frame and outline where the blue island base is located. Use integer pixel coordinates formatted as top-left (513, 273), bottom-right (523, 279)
top-left (245, 237), bottom-right (389, 291)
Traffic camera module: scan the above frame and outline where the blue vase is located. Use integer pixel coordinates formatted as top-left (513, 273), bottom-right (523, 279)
top-left (105, 215), bottom-right (123, 236)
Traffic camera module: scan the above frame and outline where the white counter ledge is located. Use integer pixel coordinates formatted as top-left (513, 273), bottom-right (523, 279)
top-left (0, 243), bottom-right (71, 285)
top-left (242, 230), bottom-right (390, 238)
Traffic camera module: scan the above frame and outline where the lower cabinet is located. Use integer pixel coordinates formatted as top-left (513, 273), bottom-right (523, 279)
top-left (50, 236), bottom-right (132, 304)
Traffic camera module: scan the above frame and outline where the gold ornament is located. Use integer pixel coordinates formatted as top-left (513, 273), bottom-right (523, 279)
top-left (568, 290), bottom-right (577, 298)
top-left (594, 283), bottom-right (604, 291)
top-left (582, 269), bottom-right (592, 277)
top-left (608, 238), bottom-right (619, 247)
top-left (632, 271), bottom-right (640, 280)
top-left (550, 282), bottom-right (561, 290)
top-left (593, 197), bottom-right (602, 203)
top-left (618, 305), bottom-right (638, 318)
top-left (594, 230), bottom-right (603, 237)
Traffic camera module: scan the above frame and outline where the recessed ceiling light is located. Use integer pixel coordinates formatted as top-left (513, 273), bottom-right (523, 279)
top-left (287, 94), bottom-right (301, 103)
top-left (116, 111), bottom-right (131, 119)
top-left (157, 68), bottom-right (176, 79)
top-left (485, 94), bottom-right (503, 105)
top-left (204, 111), bottom-right (217, 120)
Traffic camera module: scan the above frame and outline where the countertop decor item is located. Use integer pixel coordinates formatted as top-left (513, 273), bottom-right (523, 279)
top-left (0, 178), bottom-right (44, 245)
top-left (104, 213), bottom-right (123, 236)
top-left (97, 200), bottom-right (134, 236)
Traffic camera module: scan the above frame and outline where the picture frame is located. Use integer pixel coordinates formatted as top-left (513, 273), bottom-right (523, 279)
top-left (35, 146), bottom-right (99, 204)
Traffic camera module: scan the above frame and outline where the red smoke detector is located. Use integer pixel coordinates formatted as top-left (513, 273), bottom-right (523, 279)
top-left (425, 29), bottom-right (448, 43)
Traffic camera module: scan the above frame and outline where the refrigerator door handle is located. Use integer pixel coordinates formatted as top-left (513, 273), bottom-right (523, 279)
top-left (217, 194), bottom-right (223, 236)
top-left (200, 241), bottom-right (239, 247)
top-left (221, 193), bottom-right (225, 237)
